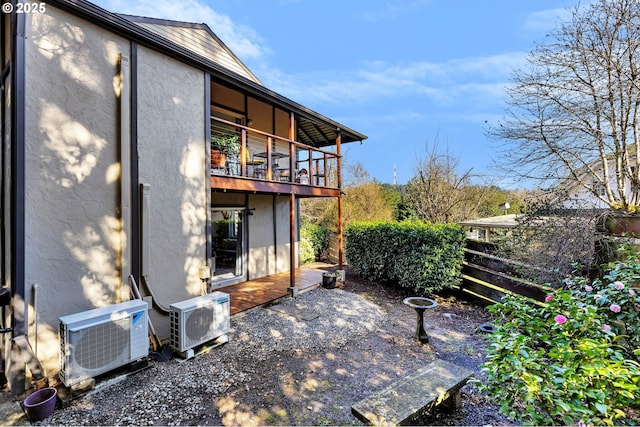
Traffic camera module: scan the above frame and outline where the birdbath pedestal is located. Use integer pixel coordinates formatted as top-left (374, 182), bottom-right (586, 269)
top-left (403, 297), bottom-right (438, 343)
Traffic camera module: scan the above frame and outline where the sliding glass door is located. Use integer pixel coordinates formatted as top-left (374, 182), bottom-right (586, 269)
top-left (211, 208), bottom-right (245, 285)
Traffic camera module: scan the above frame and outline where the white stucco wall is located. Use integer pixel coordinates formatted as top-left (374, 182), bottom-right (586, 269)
top-left (247, 195), bottom-right (274, 278)
top-left (137, 46), bottom-right (207, 338)
top-left (247, 195), bottom-right (291, 278)
top-left (23, 8), bottom-right (130, 375)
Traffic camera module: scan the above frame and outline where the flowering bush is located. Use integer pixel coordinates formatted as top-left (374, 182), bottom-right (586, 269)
top-left (479, 256), bottom-right (640, 425)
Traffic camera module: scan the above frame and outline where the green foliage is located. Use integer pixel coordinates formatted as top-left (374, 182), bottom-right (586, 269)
top-left (344, 220), bottom-right (466, 294)
top-left (211, 134), bottom-right (239, 157)
top-left (475, 186), bottom-right (526, 217)
top-left (479, 254), bottom-right (640, 425)
top-left (300, 223), bottom-right (329, 262)
top-left (587, 243), bottom-right (640, 357)
top-left (299, 236), bottom-right (315, 265)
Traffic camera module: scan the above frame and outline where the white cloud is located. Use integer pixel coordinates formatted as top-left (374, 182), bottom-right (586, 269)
top-left (92, 0), bottom-right (270, 61)
top-left (259, 52), bottom-right (526, 108)
top-left (522, 3), bottom-right (587, 38)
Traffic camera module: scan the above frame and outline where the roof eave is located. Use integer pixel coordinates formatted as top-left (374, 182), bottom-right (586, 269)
top-left (45, 0), bottom-right (367, 144)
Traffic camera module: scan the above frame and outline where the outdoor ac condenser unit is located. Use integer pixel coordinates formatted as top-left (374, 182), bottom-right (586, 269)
top-left (169, 292), bottom-right (230, 353)
top-left (59, 299), bottom-right (149, 387)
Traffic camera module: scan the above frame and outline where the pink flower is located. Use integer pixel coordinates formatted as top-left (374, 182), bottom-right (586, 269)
top-left (614, 281), bottom-right (625, 290)
top-left (554, 315), bottom-right (567, 324)
top-left (630, 289), bottom-right (636, 296)
top-left (602, 324), bottom-right (611, 332)
top-left (584, 285), bottom-right (593, 292)
top-left (545, 295), bottom-right (553, 302)
top-left (610, 304), bottom-right (621, 313)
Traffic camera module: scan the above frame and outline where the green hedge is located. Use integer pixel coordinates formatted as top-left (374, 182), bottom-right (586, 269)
top-left (300, 223), bottom-right (330, 263)
top-left (345, 220), bottom-right (466, 294)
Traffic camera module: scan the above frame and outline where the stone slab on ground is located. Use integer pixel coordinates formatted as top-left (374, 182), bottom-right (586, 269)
top-left (351, 358), bottom-right (474, 426)
top-left (267, 304), bottom-right (319, 321)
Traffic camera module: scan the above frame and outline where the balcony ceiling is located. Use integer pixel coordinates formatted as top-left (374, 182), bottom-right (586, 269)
top-left (297, 117), bottom-right (345, 147)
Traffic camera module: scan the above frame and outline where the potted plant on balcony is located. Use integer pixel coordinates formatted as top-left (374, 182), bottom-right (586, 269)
top-left (211, 134), bottom-right (240, 171)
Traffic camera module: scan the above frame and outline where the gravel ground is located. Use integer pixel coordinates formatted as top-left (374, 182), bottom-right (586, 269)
top-left (33, 272), bottom-right (514, 426)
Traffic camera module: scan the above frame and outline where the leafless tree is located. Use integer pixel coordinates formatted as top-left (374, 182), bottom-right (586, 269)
top-left (490, 0), bottom-right (640, 211)
top-left (405, 143), bottom-right (491, 223)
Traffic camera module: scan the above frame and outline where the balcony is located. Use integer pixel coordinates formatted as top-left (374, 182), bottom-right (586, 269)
top-left (210, 117), bottom-right (341, 197)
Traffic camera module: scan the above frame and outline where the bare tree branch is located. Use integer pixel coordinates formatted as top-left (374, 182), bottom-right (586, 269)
top-left (490, 0), bottom-right (640, 211)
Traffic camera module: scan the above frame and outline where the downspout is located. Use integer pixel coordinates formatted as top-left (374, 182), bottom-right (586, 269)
top-left (130, 42), bottom-right (140, 284)
top-left (118, 53), bottom-right (132, 301)
top-left (205, 73), bottom-right (212, 267)
top-left (139, 184), bottom-right (171, 313)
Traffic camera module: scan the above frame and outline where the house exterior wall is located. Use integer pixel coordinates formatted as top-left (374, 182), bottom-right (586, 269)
top-left (562, 161), bottom-right (635, 209)
top-left (10, 1), bottom-right (315, 391)
top-left (19, 5), bottom-right (210, 378)
top-left (22, 7), bottom-right (130, 376)
top-left (247, 195), bottom-right (292, 278)
top-left (212, 193), bottom-right (293, 280)
top-left (136, 46), bottom-right (207, 339)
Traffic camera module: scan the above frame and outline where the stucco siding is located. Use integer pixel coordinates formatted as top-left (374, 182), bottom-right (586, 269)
top-left (23, 8), bottom-right (131, 375)
top-left (247, 195), bottom-right (291, 278)
top-left (274, 196), bottom-right (292, 274)
top-left (137, 45), bottom-right (207, 335)
top-left (247, 195), bottom-right (274, 279)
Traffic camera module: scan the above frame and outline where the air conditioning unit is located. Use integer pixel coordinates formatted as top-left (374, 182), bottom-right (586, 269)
top-left (59, 300), bottom-right (149, 387)
top-left (169, 292), bottom-right (230, 353)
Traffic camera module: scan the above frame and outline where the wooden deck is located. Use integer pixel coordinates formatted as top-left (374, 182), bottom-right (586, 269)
top-left (218, 265), bottom-right (333, 316)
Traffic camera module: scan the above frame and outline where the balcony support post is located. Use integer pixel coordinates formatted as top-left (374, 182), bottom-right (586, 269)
top-left (289, 193), bottom-right (296, 289)
top-left (266, 136), bottom-right (273, 180)
top-left (336, 130), bottom-right (344, 269)
top-left (289, 112), bottom-right (295, 182)
top-left (240, 129), bottom-right (247, 177)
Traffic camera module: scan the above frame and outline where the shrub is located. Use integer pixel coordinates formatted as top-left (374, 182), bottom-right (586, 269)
top-left (479, 268), bottom-right (640, 425)
top-left (299, 236), bottom-right (315, 265)
top-left (344, 220), bottom-right (466, 294)
top-left (300, 224), bottom-right (329, 262)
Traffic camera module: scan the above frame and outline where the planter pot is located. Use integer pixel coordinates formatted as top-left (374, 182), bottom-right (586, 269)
top-left (211, 150), bottom-right (226, 168)
top-left (23, 387), bottom-right (57, 422)
top-left (322, 273), bottom-right (337, 289)
top-left (602, 213), bottom-right (640, 236)
top-left (596, 212), bottom-right (640, 265)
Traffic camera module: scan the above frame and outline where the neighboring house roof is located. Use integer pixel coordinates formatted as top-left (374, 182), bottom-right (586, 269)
top-left (120, 15), bottom-right (262, 85)
top-left (47, 0), bottom-right (367, 146)
top-left (458, 214), bottom-right (520, 229)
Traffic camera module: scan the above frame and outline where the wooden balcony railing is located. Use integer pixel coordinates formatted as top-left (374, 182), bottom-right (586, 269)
top-left (210, 117), bottom-right (339, 189)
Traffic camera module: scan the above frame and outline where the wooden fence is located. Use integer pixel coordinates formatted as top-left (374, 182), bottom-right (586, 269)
top-left (458, 239), bottom-right (547, 304)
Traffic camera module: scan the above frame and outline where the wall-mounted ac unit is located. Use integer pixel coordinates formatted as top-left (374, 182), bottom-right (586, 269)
top-left (59, 300), bottom-right (148, 387)
top-left (169, 292), bottom-right (230, 353)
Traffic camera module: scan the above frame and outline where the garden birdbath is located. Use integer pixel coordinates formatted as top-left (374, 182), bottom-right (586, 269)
top-left (403, 297), bottom-right (437, 343)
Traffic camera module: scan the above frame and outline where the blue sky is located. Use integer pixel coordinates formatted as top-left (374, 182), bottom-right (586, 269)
top-left (94, 0), bottom-right (580, 187)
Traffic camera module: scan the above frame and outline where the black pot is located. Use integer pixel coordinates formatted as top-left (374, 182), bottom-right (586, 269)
top-left (322, 274), bottom-right (337, 289)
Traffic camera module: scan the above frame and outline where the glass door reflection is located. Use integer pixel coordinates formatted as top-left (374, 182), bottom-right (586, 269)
top-left (211, 208), bottom-right (245, 285)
